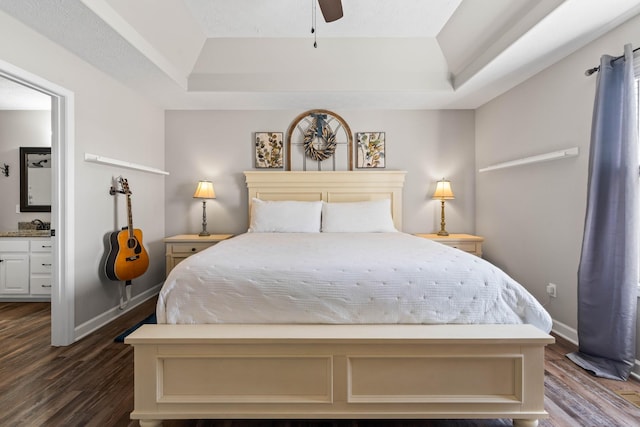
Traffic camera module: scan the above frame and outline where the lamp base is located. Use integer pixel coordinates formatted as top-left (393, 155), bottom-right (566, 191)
top-left (199, 200), bottom-right (210, 237)
top-left (437, 200), bottom-right (449, 237)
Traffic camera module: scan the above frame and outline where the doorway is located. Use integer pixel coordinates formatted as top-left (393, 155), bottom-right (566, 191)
top-left (0, 60), bottom-right (74, 346)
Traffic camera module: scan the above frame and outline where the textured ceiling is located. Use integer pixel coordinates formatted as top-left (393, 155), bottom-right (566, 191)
top-left (1, 0), bottom-right (640, 110)
top-left (0, 75), bottom-right (51, 110)
top-left (182, 0), bottom-right (462, 38)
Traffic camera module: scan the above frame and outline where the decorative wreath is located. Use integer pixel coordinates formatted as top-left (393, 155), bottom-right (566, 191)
top-left (303, 115), bottom-right (337, 161)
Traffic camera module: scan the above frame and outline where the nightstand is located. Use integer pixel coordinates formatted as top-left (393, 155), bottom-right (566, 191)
top-left (414, 233), bottom-right (484, 257)
top-left (164, 234), bottom-right (233, 277)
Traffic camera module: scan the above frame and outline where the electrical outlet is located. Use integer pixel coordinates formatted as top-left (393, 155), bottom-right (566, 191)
top-left (546, 283), bottom-right (557, 298)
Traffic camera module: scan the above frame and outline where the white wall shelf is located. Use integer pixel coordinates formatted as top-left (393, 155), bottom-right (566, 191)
top-left (84, 153), bottom-right (169, 176)
top-left (478, 147), bottom-right (579, 173)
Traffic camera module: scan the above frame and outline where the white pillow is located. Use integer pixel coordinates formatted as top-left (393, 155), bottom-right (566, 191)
top-left (249, 198), bottom-right (322, 232)
top-left (321, 199), bottom-right (397, 232)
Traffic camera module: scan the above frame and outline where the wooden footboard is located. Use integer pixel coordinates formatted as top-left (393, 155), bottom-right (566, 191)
top-left (126, 324), bottom-right (554, 427)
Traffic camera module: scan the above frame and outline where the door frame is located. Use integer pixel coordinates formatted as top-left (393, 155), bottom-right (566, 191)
top-left (0, 59), bottom-right (75, 346)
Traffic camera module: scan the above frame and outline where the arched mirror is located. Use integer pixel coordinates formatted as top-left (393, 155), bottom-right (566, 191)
top-left (20, 146), bottom-right (51, 212)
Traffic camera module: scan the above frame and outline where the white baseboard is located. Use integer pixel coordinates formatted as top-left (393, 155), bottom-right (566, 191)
top-left (551, 318), bottom-right (640, 381)
top-left (551, 318), bottom-right (578, 345)
top-left (74, 282), bottom-right (162, 342)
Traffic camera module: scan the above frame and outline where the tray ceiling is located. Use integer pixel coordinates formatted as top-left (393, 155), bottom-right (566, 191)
top-left (1, 0), bottom-right (639, 110)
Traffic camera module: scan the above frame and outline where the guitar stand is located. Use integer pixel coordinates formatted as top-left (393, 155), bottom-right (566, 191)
top-left (111, 179), bottom-right (130, 311)
top-left (109, 186), bottom-right (127, 196)
top-left (110, 175), bottom-right (129, 196)
top-left (119, 280), bottom-right (133, 310)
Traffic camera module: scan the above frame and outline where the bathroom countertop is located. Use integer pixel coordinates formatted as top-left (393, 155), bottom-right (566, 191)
top-left (0, 230), bottom-right (51, 237)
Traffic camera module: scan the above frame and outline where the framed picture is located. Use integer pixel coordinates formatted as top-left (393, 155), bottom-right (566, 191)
top-left (356, 132), bottom-right (385, 168)
top-left (255, 132), bottom-right (284, 168)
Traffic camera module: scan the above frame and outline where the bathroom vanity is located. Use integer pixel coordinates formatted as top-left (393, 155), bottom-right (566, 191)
top-left (0, 232), bottom-right (52, 300)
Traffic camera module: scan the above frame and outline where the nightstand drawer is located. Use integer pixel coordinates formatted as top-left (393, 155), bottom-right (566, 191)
top-left (414, 233), bottom-right (484, 257)
top-left (446, 242), bottom-right (477, 252)
top-left (164, 234), bottom-right (234, 277)
top-left (169, 243), bottom-right (213, 254)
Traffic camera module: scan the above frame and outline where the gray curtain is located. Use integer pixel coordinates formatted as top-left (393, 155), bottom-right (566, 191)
top-left (567, 44), bottom-right (638, 380)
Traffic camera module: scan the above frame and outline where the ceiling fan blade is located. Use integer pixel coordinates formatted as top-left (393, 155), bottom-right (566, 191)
top-left (318, 0), bottom-right (343, 22)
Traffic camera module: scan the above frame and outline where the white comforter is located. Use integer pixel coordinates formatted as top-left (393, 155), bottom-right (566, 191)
top-left (157, 232), bottom-right (552, 332)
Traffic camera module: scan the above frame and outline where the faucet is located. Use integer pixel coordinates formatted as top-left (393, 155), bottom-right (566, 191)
top-left (31, 219), bottom-right (46, 230)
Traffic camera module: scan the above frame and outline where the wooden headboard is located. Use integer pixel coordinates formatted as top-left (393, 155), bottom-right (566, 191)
top-left (244, 171), bottom-right (407, 231)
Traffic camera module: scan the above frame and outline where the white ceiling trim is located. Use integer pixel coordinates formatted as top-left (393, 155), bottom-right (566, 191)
top-left (451, 0), bottom-right (640, 108)
top-left (80, 0), bottom-right (188, 89)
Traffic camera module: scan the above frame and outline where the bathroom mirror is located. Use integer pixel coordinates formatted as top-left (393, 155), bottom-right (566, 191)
top-left (20, 147), bottom-right (51, 212)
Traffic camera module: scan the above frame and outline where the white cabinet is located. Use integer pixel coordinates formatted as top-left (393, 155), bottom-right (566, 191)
top-left (0, 238), bottom-right (52, 298)
top-left (30, 239), bottom-right (52, 295)
top-left (0, 240), bottom-right (30, 294)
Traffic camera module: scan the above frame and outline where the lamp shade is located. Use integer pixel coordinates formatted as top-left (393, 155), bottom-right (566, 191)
top-left (193, 180), bottom-right (216, 199)
top-left (432, 179), bottom-right (454, 200)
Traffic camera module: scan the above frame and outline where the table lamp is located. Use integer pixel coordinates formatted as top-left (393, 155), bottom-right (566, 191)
top-left (193, 180), bottom-right (216, 236)
top-left (432, 178), bottom-right (454, 236)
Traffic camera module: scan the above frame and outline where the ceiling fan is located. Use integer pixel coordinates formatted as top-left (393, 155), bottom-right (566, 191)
top-left (311, 0), bottom-right (343, 47)
top-left (318, 0), bottom-right (343, 22)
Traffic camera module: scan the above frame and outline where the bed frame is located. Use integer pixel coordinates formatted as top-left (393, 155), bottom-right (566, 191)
top-left (126, 171), bottom-right (554, 427)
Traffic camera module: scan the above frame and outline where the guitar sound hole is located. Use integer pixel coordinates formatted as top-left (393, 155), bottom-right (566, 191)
top-left (128, 238), bottom-right (137, 249)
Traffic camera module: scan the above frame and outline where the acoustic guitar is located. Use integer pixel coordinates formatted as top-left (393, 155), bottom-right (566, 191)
top-left (105, 178), bottom-right (149, 283)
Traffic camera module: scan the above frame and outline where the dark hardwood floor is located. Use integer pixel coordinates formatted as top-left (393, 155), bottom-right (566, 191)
top-left (1, 299), bottom-right (639, 427)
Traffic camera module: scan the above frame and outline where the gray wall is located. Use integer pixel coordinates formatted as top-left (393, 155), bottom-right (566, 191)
top-left (476, 14), bottom-right (640, 368)
top-left (0, 10), bottom-right (166, 328)
top-left (0, 110), bottom-right (51, 230)
top-left (164, 109), bottom-right (476, 236)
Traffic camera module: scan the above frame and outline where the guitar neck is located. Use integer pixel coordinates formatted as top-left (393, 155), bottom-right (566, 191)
top-left (126, 193), bottom-right (134, 238)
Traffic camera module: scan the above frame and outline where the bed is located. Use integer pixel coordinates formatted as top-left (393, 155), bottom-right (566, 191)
top-left (126, 170), bottom-right (554, 427)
